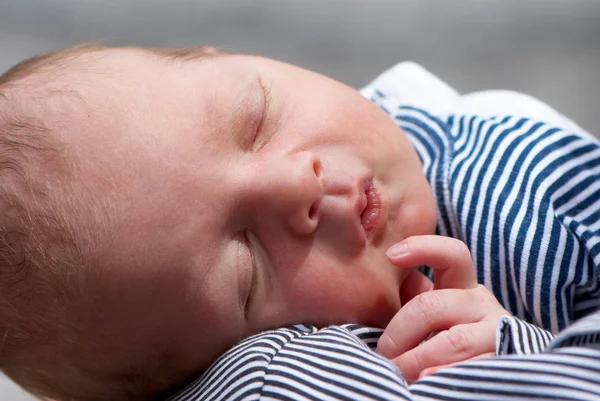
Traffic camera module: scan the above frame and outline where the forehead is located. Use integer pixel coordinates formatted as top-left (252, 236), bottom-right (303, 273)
top-left (54, 47), bottom-right (266, 245)
top-left (58, 48), bottom-right (263, 149)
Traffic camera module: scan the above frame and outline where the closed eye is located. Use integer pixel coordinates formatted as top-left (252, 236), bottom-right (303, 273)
top-left (242, 230), bottom-right (258, 316)
top-left (252, 78), bottom-right (273, 152)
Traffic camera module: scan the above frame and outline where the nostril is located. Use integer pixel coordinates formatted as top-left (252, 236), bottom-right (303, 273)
top-left (312, 158), bottom-right (322, 177)
top-left (308, 201), bottom-right (318, 221)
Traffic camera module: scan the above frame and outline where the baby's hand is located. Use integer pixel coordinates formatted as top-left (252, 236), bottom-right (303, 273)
top-left (377, 235), bottom-right (509, 382)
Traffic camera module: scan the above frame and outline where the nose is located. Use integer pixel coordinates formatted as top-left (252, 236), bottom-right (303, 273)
top-left (256, 152), bottom-right (324, 235)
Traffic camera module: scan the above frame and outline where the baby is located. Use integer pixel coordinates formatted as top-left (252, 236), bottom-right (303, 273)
top-left (0, 44), bottom-right (598, 401)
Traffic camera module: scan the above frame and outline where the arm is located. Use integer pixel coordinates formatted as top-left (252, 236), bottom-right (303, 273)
top-left (169, 314), bottom-right (600, 401)
top-left (169, 324), bottom-right (413, 401)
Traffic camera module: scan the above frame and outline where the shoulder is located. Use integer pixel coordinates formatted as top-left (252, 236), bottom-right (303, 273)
top-left (361, 62), bottom-right (600, 174)
top-left (362, 61), bottom-right (596, 140)
top-left (170, 324), bottom-right (409, 401)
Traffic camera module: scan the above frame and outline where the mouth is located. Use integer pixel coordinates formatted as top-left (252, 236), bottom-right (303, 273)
top-left (360, 180), bottom-right (388, 239)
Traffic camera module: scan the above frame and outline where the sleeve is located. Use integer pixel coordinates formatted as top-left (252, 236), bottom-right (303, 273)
top-left (410, 312), bottom-right (600, 401)
top-left (168, 324), bottom-right (412, 401)
top-left (170, 317), bottom-right (600, 401)
top-left (495, 315), bottom-right (555, 356)
top-left (362, 66), bottom-right (600, 332)
top-left (440, 112), bottom-right (600, 333)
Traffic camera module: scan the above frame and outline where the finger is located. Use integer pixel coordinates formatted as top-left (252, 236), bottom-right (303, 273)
top-left (393, 322), bottom-right (497, 382)
top-left (387, 235), bottom-right (476, 290)
top-left (418, 352), bottom-right (496, 379)
top-left (377, 285), bottom-right (500, 358)
top-left (399, 268), bottom-right (433, 305)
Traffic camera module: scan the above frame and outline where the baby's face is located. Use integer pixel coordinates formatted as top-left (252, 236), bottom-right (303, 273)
top-left (62, 48), bottom-right (436, 371)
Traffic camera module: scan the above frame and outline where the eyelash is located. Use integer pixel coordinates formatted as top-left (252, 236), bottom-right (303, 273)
top-left (251, 79), bottom-right (273, 151)
top-left (242, 230), bottom-right (257, 315)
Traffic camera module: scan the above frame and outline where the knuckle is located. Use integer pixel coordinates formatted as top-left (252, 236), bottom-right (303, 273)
top-left (455, 240), bottom-right (474, 268)
top-left (454, 240), bottom-right (471, 258)
top-left (475, 284), bottom-right (487, 292)
top-left (473, 285), bottom-right (502, 311)
top-left (459, 285), bottom-right (505, 323)
top-left (445, 326), bottom-right (475, 355)
top-left (397, 352), bottom-right (424, 381)
top-left (474, 284), bottom-right (495, 297)
top-left (377, 332), bottom-right (399, 358)
top-left (463, 286), bottom-right (480, 304)
top-left (412, 292), bottom-right (445, 324)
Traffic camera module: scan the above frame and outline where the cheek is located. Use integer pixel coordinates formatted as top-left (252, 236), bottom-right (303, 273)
top-left (278, 255), bottom-right (402, 327)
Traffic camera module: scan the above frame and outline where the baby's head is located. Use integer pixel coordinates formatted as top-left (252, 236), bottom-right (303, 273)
top-left (0, 45), bottom-right (436, 400)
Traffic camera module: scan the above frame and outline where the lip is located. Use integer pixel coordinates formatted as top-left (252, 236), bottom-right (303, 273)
top-left (359, 180), bottom-right (388, 240)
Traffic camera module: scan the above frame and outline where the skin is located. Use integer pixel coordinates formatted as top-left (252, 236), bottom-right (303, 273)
top-left (379, 235), bottom-right (509, 382)
top-left (46, 47), bottom-right (510, 387)
top-left (57, 47), bottom-right (439, 372)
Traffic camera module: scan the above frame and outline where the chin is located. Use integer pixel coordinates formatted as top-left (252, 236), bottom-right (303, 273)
top-left (359, 292), bottom-right (402, 328)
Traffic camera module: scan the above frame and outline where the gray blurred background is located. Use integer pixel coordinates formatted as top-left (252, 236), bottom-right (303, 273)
top-left (1, 0), bottom-right (599, 399)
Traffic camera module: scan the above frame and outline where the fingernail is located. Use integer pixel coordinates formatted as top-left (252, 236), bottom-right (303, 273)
top-left (387, 242), bottom-right (408, 258)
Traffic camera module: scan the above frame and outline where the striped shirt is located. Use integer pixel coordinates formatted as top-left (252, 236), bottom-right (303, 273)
top-left (170, 314), bottom-right (600, 400)
top-left (170, 80), bottom-right (600, 400)
top-left (377, 102), bottom-right (600, 333)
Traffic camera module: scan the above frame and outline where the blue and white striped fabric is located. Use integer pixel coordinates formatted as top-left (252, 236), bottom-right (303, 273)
top-left (170, 86), bottom-right (600, 400)
top-left (368, 92), bottom-right (600, 333)
top-left (170, 313), bottom-right (600, 401)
